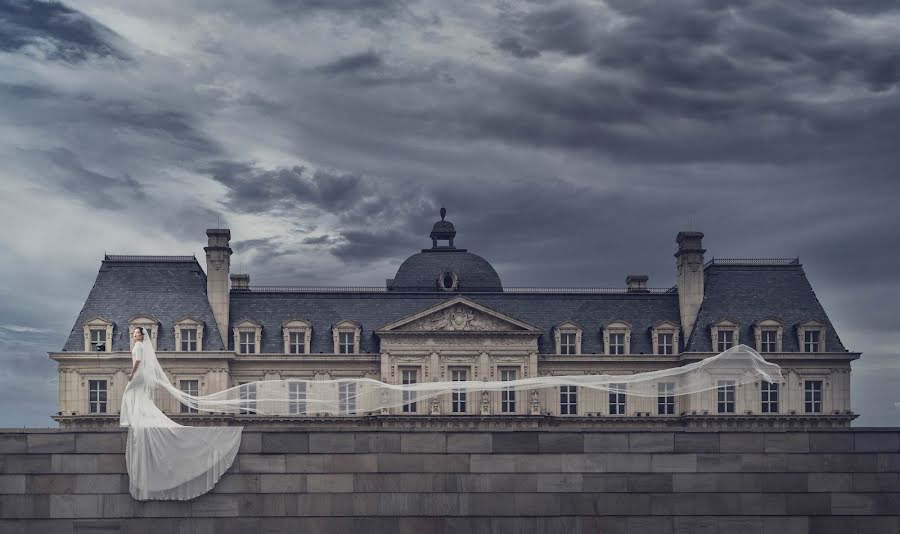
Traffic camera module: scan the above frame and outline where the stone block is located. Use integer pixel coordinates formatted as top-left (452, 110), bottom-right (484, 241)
top-left (379, 453), bottom-right (467, 473)
top-left (0, 436), bottom-right (26, 454)
top-left (470, 454), bottom-right (514, 473)
top-left (491, 432), bottom-right (538, 453)
top-left (578, 516), bottom-right (628, 534)
top-left (628, 517), bottom-right (673, 534)
top-left (401, 433), bottom-right (446, 453)
top-left (74, 433), bottom-right (123, 454)
top-left (306, 474), bottom-right (353, 493)
top-left (95, 455), bottom-right (126, 474)
top-left (606, 453), bottom-right (651, 472)
top-left (190, 494), bottom-right (240, 517)
top-left (328, 453), bottom-right (377, 473)
top-left (786, 493), bottom-right (831, 515)
top-left (822, 453), bottom-right (878, 472)
top-left (627, 474), bottom-right (673, 492)
top-left (536, 473), bottom-right (582, 492)
top-left (877, 453), bottom-right (900, 472)
top-left (762, 517), bottom-right (809, 534)
top-left (855, 432), bottom-right (900, 453)
top-left (693, 493), bottom-right (744, 515)
top-left (0, 495), bottom-right (48, 519)
top-left (513, 493), bottom-right (560, 516)
top-left (446, 433), bottom-right (491, 454)
top-left (487, 473), bottom-right (534, 492)
top-left (697, 453), bottom-right (743, 473)
top-left (584, 433), bottom-right (629, 453)
top-left (630, 433), bottom-right (675, 453)
top-left (259, 474), bottom-right (304, 493)
top-left (26, 434), bottom-right (74, 454)
top-left (717, 518), bottom-right (763, 534)
top-left (674, 433), bottom-right (719, 453)
top-left (761, 473), bottom-right (808, 492)
top-left (237, 454), bottom-right (285, 473)
top-left (852, 473), bottom-right (900, 492)
top-left (808, 473), bottom-right (852, 492)
top-left (261, 433), bottom-right (309, 454)
top-left (673, 473), bottom-right (762, 493)
top-left (238, 432), bottom-right (261, 454)
top-left (0, 475), bottom-right (26, 494)
top-left (565, 492), bottom-right (651, 515)
top-left (49, 455), bottom-right (96, 474)
top-left (538, 433), bottom-right (583, 453)
top-left (720, 433), bottom-right (764, 453)
top-left (832, 492), bottom-right (900, 515)
top-left (649, 493), bottom-right (697, 515)
top-left (674, 517), bottom-right (717, 534)
top-left (308, 433), bottom-right (354, 454)
top-left (28, 475), bottom-right (75, 494)
top-left (512, 454), bottom-right (561, 473)
top-left (355, 433), bottom-right (401, 453)
top-left (211, 474), bottom-right (260, 493)
top-left (809, 432), bottom-right (854, 453)
top-left (582, 473), bottom-right (628, 492)
top-left (810, 517), bottom-right (900, 534)
top-left (560, 454), bottom-right (607, 473)
top-left (466, 493), bottom-right (515, 516)
top-left (48, 494), bottom-right (101, 519)
top-left (651, 454), bottom-right (697, 473)
top-left (764, 433), bottom-right (809, 453)
top-left (739, 492), bottom-right (787, 515)
top-left (284, 454), bottom-right (329, 473)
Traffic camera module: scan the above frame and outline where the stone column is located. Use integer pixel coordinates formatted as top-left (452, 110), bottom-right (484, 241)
top-left (205, 228), bottom-right (232, 348)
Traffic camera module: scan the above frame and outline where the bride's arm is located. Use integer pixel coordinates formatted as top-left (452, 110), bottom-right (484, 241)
top-left (129, 360), bottom-right (140, 381)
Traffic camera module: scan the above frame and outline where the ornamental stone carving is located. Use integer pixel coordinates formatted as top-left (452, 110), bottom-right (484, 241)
top-left (400, 305), bottom-right (517, 332)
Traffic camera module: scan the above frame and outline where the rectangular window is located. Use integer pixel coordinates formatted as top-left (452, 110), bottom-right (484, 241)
top-left (180, 328), bottom-right (198, 352)
top-left (289, 332), bottom-right (305, 354)
top-left (88, 379), bottom-right (107, 413)
top-left (239, 382), bottom-right (257, 414)
top-left (339, 382), bottom-right (356, 414)
top-left (717, 380), bottom-right (735, 413)
top-left (500, 368), bottom-right (516, 413)
top-left (804, 331), bottom-right (821, 353)
top-left (609, 333), bottom-right (625, 355)
top-left (289, 382), bottom-right (306, 415)
top-left (609, 383), bottom-right (626, 415)
top-left (90, 329), bottom-right (106, 351)
top-left (804, 380), bottom-right (823, 413)
top-left (338, 332), bottom-right (355, 354)
top-left (179, 379), bottom-right (199, 413)
top-left (560, 333), bottom-right (577, 355)
top-left (560, 385), bottom-right (577, 415)
top-left (761, 381), bottom-right (779, 413)
top-left (402, 369), bottom-right (417, 413)
top-left (717, 330), bottom-right (734, 352)
top-left (239, 332), bottom-right (255, 354)
top-left (657, 382), bottom-right (675, 415)
top-left (761, 330), bottom-right (777, 353)
top-left (451, 368), bottom-right (467, 413)
top-left (658, 333), bottom-right (674, 355)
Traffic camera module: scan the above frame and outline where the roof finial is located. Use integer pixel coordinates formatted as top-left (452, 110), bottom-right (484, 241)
top-left (440, 205), bottom-right (446, 221)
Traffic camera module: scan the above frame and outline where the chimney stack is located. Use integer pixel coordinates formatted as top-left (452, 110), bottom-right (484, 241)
top-left (625, 274), bottom-right (649, 293)
top-left (675, 231), bottom-right (705, 343)
top-left (230, 273), bottom-right (250, 291)
top-left (205, 229), bottom-right (232, 347)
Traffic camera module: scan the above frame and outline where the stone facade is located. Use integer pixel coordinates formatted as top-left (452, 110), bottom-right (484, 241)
top-left (2, 427), bottom-right (899, 533)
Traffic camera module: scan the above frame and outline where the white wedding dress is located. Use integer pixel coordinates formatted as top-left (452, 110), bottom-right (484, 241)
top-left (120, 338), bottom-right (242, 500)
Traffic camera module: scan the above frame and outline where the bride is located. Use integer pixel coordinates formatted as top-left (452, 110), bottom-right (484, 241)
top-left (120, 327), bottom-right (243, 501)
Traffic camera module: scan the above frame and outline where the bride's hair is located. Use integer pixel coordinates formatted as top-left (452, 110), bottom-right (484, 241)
top-left (134, 327), bottom-right (145, 340)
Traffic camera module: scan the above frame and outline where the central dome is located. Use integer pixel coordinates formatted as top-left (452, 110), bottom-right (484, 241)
top-left (389, 208), bottom-right (502, 292)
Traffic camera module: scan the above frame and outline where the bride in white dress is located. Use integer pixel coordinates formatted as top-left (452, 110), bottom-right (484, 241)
top-left (120, 327), bottom-right (242, 501)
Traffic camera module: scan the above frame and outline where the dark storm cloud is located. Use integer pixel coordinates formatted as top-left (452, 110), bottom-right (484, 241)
top-left (39, 147), bottom-right (146, 209)
top-left (0, 0), bottom-right (125, 61)
top-left (316, 51), bottom-right (383, 76)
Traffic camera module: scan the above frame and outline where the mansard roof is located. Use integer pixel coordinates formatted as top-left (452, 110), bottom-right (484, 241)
top-left (684, 261), bottom-right (847, 353)
top-left (62, 255), bottom-right (225, 352)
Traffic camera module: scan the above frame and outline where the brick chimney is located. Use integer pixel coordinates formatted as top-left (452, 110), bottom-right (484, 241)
top-left (230, 273), bottom-right (250, 291)
top-left (675, 231), bottom-right (705, 343)
top-left (625, 274), bottom-right (649, 293)
top-left (205, 229), bottom-right (232, 347)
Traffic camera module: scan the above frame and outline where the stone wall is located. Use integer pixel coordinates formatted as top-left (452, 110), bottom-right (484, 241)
top-left (1, 428), bottom-right (899, 533)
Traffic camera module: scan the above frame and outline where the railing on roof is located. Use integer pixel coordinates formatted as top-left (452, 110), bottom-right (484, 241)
top-left (241, 285), bottom-right (675, 294)
top-left (704, 257), bottom-right (799, 267)
top-left (104, 254), bottom-right (197, 262)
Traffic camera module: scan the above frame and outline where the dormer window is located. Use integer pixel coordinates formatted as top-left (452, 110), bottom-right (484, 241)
top-left (602, 321), bottom-right (631, 355)
top-left (651, 321), bottom-right (680, 355)
top-left (83, 317), bottom-right (114, 352)
top-left (710, 319), bottom-right (739, 353)
top-left (797, 320), bottom-right (826, 353)
top-left (174, 316), bottom-right (204, 352)
top-left (233, 319), bottom-right (262, 355)
top-left (753, 319), bottom-right (783, 353)
top-left (128, 315), bottom-right (159, 350)
top-left (282, 319), bottom-right (312, 355)
top-left (554, 321), bottom-right (582, 355)
top-left (332, 320), bottom-right (361, 354)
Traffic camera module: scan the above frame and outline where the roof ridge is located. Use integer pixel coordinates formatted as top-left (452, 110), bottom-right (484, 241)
top-left (103, 254), bottom-right (197, 262)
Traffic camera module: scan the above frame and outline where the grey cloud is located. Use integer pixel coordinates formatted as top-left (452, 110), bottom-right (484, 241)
top-left (316, 51), bottom-right (383, 76)
top-left (42, 147), bottom-right (146, 210)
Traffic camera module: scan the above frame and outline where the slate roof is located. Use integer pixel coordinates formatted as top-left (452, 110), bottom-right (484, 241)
top-left (684, 262), bottom-right (847, 352)
top-left (390, 250), bottom-right (503, 291)
top-left (61, 255), bottom-right (225, 352)
top-left (228, 291), bottom-right (681, 355)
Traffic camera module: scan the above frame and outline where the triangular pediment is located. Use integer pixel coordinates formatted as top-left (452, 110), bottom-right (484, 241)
top-left (376, 296), bottom-right (541, 334)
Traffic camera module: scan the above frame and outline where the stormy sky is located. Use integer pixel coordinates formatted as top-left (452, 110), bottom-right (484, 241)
top-left (1, 0), bottom-right (898, 427)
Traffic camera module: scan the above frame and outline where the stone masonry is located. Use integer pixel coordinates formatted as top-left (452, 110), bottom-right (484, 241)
top-left (1, 427), bottom-right (899, 533)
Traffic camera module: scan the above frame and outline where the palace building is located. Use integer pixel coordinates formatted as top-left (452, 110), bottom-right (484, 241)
top-left (50, 210), bottom-right (859, 428)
